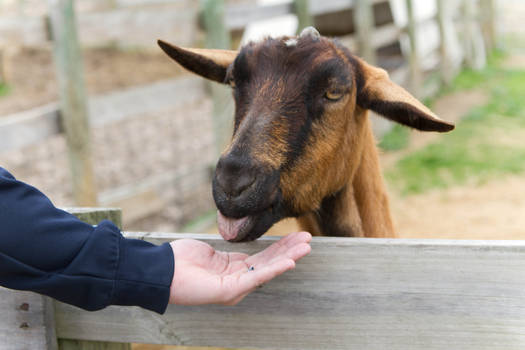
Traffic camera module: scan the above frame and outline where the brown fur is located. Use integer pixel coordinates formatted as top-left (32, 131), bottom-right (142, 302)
top-left (292, 101), bottom-right (394, 237)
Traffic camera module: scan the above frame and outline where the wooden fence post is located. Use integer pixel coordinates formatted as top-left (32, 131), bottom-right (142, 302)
top-left (479, 0), bottom-right (496, 51)
top-left (0, 49), bottom-right (6, 86)
top-left (462, 0), bottom-right (475, 68)
top-left (48, 0), bottom-right (98, 206)
top-left (293, 0), bottom-right (313, 34)
top-left (200, 0), bottom-right (233, 158)
top-left (436, 0), bottom-right (454, 86)
top-left (354, 0), bottom-right (376, 65)
top-left (58, 208), bottom-right (128, 350)
top-left (462, 0), bottom-right (486, 70)
top-left (405, 0), bottom-right (421, 97)
top-left (44, 296), bottom-right (60, 350)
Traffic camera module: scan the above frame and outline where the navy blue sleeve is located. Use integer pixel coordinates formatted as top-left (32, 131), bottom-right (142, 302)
top-left (0, 167), bottom-right (174, 314)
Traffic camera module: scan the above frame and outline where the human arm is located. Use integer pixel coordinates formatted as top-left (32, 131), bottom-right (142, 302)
top-left (0, 167), bottom-right (173, 313)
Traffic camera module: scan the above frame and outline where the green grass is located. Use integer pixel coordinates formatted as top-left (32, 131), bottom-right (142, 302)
top-left (181, 210), bottom-right (217, 233)
top-left (386, 53), bottom-right (525, 195)
top-left (0, 83), bottom-right (10, 97)
top-left (379, 124), bottom-right (411, 151)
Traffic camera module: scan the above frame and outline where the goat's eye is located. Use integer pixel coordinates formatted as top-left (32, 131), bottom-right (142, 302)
top-left (324, 89), bottom-right (343, 101)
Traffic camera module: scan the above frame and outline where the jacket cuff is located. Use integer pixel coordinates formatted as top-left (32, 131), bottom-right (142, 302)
top-left (111, 233), bottom-right (174, 314)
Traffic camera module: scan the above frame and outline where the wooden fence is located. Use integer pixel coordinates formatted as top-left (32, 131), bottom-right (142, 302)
top-left (3, 207), bottom-right (525, 350)
top-left (0, 0), bottom-right (495, 213)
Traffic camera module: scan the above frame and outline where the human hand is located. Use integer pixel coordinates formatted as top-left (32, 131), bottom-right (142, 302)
top-left (168, 231), bottom-right (312, 306)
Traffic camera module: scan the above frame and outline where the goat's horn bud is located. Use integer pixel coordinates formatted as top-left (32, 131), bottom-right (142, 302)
top-left (299, 26), bottom-right (320, 40)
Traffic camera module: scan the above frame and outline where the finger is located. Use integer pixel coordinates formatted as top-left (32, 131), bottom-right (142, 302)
top-left (259, 241), bottom-right (311, 265)
top-left (257, 242), bottom-right (310, 274)
top-left (277, 231), bottom-right (312, 247)
top-left (283, 242), bottom-right (311, 262)
top-left (235, 243), bottom-right (309, 277)
top-left (246, 232), bottom-right (311, 265)
top-left (246, 232), bottom-right (312, 266)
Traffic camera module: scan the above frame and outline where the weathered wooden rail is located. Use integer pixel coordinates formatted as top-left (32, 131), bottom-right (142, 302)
top-left (0, 77), bottom-right (206, 152)
top-left (3, 207), bottom-right (525, 349)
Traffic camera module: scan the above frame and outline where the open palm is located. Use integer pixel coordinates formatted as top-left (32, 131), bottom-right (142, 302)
top-left (168, 231), bottom-right (311, 306)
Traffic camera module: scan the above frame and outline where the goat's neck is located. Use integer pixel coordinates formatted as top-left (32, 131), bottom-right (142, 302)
top-left (351, 123), bottom-right (396, 237)
top-left (298, 119), bottom-right (396, 238)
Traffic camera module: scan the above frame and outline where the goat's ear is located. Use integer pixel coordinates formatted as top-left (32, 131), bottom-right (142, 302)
top-left (158, 40), bottom-right (237, 84)
top-left (355, 58), bottom-right (454, 132)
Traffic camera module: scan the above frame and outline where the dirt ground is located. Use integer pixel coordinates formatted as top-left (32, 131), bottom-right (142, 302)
top-left (389, 54), bottom-right (525, 240)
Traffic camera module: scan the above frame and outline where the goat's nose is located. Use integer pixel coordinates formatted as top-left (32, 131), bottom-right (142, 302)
top-left (215, 155), bottom-right (256, 198)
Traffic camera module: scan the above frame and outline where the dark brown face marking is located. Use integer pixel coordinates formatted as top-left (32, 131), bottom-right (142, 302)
top-left (225, 37), bottom-right (353, 170)
top-left (212, 35), bottom-right (359, 241)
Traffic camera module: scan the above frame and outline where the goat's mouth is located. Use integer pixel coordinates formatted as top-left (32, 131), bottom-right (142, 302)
top-left (217, 205), bottom-right (280, 242)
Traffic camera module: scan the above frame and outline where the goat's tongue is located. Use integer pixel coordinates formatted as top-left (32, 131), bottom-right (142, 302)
top-left (217, 211), bottom-right (249, 241)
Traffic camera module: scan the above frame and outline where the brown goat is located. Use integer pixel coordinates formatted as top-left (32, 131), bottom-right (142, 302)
top-left (158, 27), bottom-right (454, 242)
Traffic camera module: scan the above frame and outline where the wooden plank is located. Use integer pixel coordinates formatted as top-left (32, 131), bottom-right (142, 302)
top-left (201, 0), bottom-right (234, 157)
top-left (309, 0), bottom-right (384, 17)
top-left (105, 189), bottom-right (165, 225)
top-left (0, 77), bottom-right (206, 153)
top-left (43, 297), bottom-right (59, 350)
top-left (0, 289), bottom-right (49, 350)
top-left (65, 207), bottom-right (123, 229)
top-left (309, 0), bottom-right (354, 15)
top-left (479, 0), bottom-right (496, 52)
top-left (371, 23), bottom-right (401, 48)
top-left (56, 234), bottom-right (525, 350)
top-left (58, 340), bottom-right (130, 350)
top-left (0, 16), bottom-right (49, 48)
top-left (0, 4), bottom-right (198, 50)
top-left (354, 0), bottom-right (376, 64)
top-left (97, 164), bottom-right (211, 225)
top-left (0, 49), bottom-right (7, 85)
top-left (461, 0), bottom-right (486, 70)
top-left (116, 0), bottom-right (190, 5)
top-left (201, 0), bottom-right (230, 50)
top-left (293, 0), bottom-right (313, 34)
top-left (436, 0), bottom-right (454, 86)
top-left (224, 3), bottom-right (293, 30)
top-left (225, 0), bottom-right (386, 31)
top-left (48, 0), bottom-right (97, 206)
top-left (88, 77), bottom-right (206, 127)
top-left (337, 23), bottom-right (400, 54)
top-left (0, 103), bottom-right (60, 152)
top-left (405, 0), bottom-right (422, 97)
top-left (77, 5), bottom-right (198, 49)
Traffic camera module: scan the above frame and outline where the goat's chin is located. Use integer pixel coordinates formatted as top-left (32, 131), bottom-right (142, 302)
top-left (217, 208), bottom-right (278, 242)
